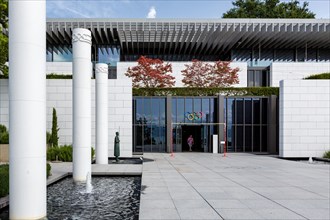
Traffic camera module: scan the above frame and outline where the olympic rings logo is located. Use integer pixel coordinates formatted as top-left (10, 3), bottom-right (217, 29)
top-left (185, 112), bottom-right (203, 121)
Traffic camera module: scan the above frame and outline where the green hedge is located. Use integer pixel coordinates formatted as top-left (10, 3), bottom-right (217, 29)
top-left (47, 163), bottom-right (52, 178)
top-left (0, 124), bottom-right (7, 133)
top-left (0, 164), bottom-right (9, 197)
top-left (0, 124), bottom-right (9, 144)
top-left (133, 87), bottom-right (279, 97)
top-left (0, 74), bottom-right (73, 79)
top-left (304, 73), bottom-right (330, 80)
top-left (0, 132), bottom-right (9, 144)
top-left (323, 150), bottom-right (330, 159)
top-left (47, 145), bottom-right (95, 162)
top-left (46, 73), bottom-right (72, 79)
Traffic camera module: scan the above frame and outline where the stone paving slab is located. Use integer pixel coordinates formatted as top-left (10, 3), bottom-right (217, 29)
top-left (139, 153), bottom-right (330, 220)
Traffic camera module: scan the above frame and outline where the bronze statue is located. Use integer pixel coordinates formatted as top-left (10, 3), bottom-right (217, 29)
top-left (114, 132), bottom-right (120, 162)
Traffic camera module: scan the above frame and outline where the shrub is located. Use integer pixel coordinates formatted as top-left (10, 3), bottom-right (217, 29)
top-left (47, 163), bottom-right (52, 178)
top-left (0, 132), bottom-right (9, 144)
top-left (0, 164), bottom-right (9, 197)
top-left (51, 108), bottom-right (59, 147)
top-left (304, 73), bottom-right (330, 80)
top-left (47, 145), bottom-right (94, 162)
top-left (0, 124), bottom-right (9, 144)
top-left (58, 145), bottom-right (73, 162)
top-left (323, 150), bottom-right (330, 159)
top-left (46, 131), bottom-right (52, 145)
top-left (91, 147), bottom-right (95, 160)
top-left (0, 124), bottom-right (7, 133)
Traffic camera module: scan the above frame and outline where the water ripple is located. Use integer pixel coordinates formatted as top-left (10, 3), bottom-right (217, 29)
top-left (47, 176), bottom-right (141, 220)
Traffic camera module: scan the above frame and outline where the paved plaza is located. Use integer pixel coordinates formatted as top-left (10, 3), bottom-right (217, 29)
top-left (139, 153), bottom-right (330, 220)
top-left (47, 153), bottom-right (330, 220)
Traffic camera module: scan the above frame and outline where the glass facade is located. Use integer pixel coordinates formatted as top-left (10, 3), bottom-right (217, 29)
top-left (225, 97), bottom-right (268, 152)
top-left (133, 96), bottom-right (274, 154)
top-left (97, 46), bottom-right (120, 66)
top-left (232, 48), bottom-right (330, 67)
top-left (133, 98), bottom-right (166, 152)
top-left (247, 68), bottom-right (270, 87)
top-left (171, 97), bottom-right (216, 152)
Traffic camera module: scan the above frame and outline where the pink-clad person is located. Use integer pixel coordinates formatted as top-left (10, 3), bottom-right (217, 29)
top-left (187, 135), bottom-right (194, 152)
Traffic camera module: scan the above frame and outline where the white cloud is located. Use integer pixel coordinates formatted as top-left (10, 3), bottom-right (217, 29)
top-left (147, 6), bottom-right (156, 19)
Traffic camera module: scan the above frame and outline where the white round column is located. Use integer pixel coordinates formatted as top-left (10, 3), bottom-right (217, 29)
top-left (9, 0), bottom-right (46, 219)
top-left (95, 64), bottom-right (109, 164)
top-left (72, 28), bottom-right (92, 182)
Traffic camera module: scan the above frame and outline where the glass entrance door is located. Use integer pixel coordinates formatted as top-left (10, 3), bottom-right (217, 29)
top-left (172, 125), bottom-right (182, 152)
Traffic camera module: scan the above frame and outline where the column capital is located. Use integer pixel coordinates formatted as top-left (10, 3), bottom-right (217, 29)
top-left (95, 63), bottom-right (108, 75)
top-left (72, 28), bottom-right (92, 45)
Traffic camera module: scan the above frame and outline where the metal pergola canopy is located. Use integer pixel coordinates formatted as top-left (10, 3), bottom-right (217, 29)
top-left (46, 18), bottom-right (330, 60)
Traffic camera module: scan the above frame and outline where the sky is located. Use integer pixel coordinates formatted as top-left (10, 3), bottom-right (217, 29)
top-left (46, 0), bottom-right (330, 19)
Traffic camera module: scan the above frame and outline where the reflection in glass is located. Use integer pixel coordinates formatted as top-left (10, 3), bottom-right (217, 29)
top-left (133, 97), bottom-right (166, 153)
top-left (185, 99), bottom-right (193, 123)
top-left (159, 98), bottom-right (166, 124)
top-left (193, 99), bottom-right (202, 123)
top-left (53, 50), bottom-right (73, 62)
top-left (143, 125), bottom-right (152, 152)
top-left (151, 126), bottom-right (159, 152)
top-left (202, 99), bottom-right (210, 123)
top-left (143, 99), bottom-right (151, 124)
top-left (172, 99), bottom-right (177, 123)
top-left (177, 98), bottom-right (185, 123)
top-left (98, 46), bottom-right (120, 66)
top-left (210, 99), bottom-right (214, 123)
top-left (136, 99), bottom-right (144, 124)
top-left (151, 98), bottom-right (159, 125)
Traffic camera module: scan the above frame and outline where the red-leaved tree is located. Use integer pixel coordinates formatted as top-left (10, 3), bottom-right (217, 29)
top-left (181, 60), bottom-right (213, 88)
top-left (181, 60), bottom-right (240, 87)
top-left (125, 56), bottom-right (175, 88)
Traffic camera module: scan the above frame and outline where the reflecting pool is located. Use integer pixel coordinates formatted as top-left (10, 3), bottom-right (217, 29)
top-left (48, 176), bottom-right (141, 220)
top-left (0, 176), bottom-right (141, 220)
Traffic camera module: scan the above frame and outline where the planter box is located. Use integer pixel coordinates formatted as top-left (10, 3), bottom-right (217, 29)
top-left (0, 144), bottom-right (9, 162)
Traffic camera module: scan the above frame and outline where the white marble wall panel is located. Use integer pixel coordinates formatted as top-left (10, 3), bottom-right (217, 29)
top-left (271, 63), bottom-right (330, 87)
top-left (0, 76), bottom-right (133, 158)
top-left (279, 79), bottom-right (330, 158)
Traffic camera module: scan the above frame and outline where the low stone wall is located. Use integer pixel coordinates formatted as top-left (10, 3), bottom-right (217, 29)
top-left (279, 79), bottom-right (330, 158)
